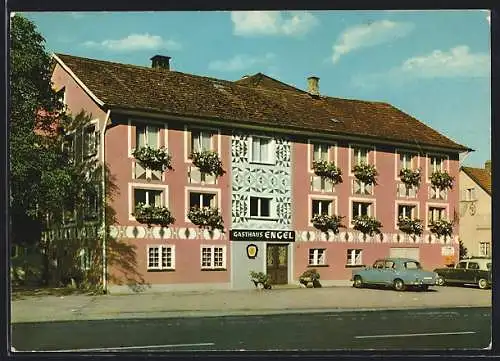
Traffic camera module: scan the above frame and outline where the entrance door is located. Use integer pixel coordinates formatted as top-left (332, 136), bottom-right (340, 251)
top-left (266, 244), bottom-right (288, 285)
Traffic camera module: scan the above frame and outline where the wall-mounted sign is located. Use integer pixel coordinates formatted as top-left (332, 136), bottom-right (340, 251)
top-left (230, 230), bottom-right (295, 242)
top-left (441, 246), bottom-right (455, 256)
top-left (246, 244), bottom-right (258, 259)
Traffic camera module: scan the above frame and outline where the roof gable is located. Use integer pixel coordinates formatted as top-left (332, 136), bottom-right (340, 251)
top-left (53, 53), bottom-right (470, 153)
top-left (461, 166), bottom-right (491, 195)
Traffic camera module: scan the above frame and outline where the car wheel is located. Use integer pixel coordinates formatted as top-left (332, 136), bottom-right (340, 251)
top-left (436, 276), bottom-right (445, 286)
top-left (393, 278), bottom-right (406, 291)
top-left (478, 278), bottom-right (489, 290)
top-left (353, 276), bottom-right (364, 288)
top-left (256, 282), bottom-right (265, 290)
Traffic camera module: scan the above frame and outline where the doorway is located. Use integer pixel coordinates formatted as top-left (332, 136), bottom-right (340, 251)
top-left (266, 243), bottom-right (288, 285)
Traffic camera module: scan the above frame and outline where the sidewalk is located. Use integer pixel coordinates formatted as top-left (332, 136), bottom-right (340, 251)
top-left (11, 285), bottom-right (491, 323)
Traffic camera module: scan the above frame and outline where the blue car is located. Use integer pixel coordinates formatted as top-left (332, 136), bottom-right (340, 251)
top-left (351, 257), bottom-right (438, 291)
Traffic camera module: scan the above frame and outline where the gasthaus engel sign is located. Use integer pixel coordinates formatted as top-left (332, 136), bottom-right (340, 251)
top-left (230, 230), bottom-right (296, 242)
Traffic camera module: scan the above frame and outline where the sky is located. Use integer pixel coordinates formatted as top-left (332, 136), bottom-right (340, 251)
top-left (21, 10), bottom-right (491, 168)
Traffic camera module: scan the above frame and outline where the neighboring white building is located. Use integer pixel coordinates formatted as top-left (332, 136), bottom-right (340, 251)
top-left (459, 161), bottom-right (491, 258)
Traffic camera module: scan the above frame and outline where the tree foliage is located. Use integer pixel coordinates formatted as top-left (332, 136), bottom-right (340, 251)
top-left (10, 14), bottom-right (69, 248)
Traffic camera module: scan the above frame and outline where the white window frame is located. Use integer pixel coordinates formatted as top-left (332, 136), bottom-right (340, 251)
top-left (348, 144), bottom-right (376, 176)
top-left (308, 248), bottom-right (326, 266)
top-left (307, 140), bottom-right (337, 173)
top-left (394, 201), bottom-right (419, 229)
top-left (394, 149), bottom-right (420, 180)
top-left (200, 245), bottom-right (226, 270)
top-left (479, 242), bottom-right (490, 257)
top-left (147, 245), bottom-right (175, 270)
top-left (347, 249), bottom-right (363, 266)
top-left (184, 125), bottom-right (220, 162)
top-left (129, 183), bottom-right (169, 222)
top-left (185, 187), bottom-right (221, 223)
top-left (464, 188), bottom-right (476, 202)
top-left (188, 191), bottom-right (217, 209)
top-left (191, 129), bottom-right (213, 153)
top-left (79, 248), bottom-right (92, 271)
top-left (249, 135), bottom-right (275, 165)
top-left (128, 120), bottom-right (167, 158)
top-left (426, 203), bottom-right (449, 229)
top-left (136, 124), bottom-right (161, 150)
top-left (349, 198), bottom-right (375, 227)
top-left (83, 120), bottom-right (99, 158)
top-left (426, 154), bottom-right (449, 182)
top-left (308, 195), bottom-right (337, 226)
top-left (249, 196), bottom-right (273, 219)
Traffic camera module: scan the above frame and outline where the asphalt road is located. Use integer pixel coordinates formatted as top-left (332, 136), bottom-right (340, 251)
top-left (11, 307), bottom-right (491, 352)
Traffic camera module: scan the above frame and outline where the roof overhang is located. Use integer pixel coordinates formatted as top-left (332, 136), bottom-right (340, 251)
top-left (109, 105), bottom-right (471, 154)
top-left (52, 53), bottom-right (105, 108)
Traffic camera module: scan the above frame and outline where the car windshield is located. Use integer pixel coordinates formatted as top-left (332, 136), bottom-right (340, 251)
top-left (404, 261), bottom-right (421, 270)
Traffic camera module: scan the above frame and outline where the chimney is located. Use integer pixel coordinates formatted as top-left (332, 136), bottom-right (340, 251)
top-left (307, 76), bottom-right (320, 96)
top-left (485, 160), bottom-right (491, 174)
top-left (150, 55), bottom-right (171, 71)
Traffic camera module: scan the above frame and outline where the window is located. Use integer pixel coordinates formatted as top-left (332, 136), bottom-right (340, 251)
top-left (190, 129), bottom-right (213, 154)
top-left (189, 192), bottom-right (217, 208)
top-left (56, 87), bottom-right (66, 107)
top-left (147, 245), bottom-right (175, 270)
top-left (429, 156), bottom-right (444, 174)
top-left (347, 249), bottom-right (363, 266)
top-left (136, 124), bottom-right (159, 149)
top-left (134, 189), bottom-right (163, 207)
top-left (456, 261), bottom-right (467, 269)
top-left (385, 261), bottom-right (395, 269)
top-left (62, 134), bottom-right (74, 163)
top-left (83, 125), bottom-right (98, 157)
top-left (467, 262), bottom-right (479, 270)
top-left (398, 204), bottom-right (416, 219)
top-left (309, 249), bottom-right (326, 266)
top-left (404, 261), bottom-right (421, 270)
top-left (201, 246), bottom-right (225, 269)
top-left (428, 206), bottom-right (445, 223)
top-left (313, 143), bottom-right (329, 162)
top-left (353, 147), bottom-right (369, 166)
top-left (463, 188), bottom-right (476, 201)
top-left (400, 152), bottom-right (415, 170)
top-left (312, 199), bottom-right (333, 216)
top-left (250, 197), bottom-right (271, 218)
top-left (84, 187), bottom-right (99, 220)
top-left (479, 242), bottom-right (491, 257)
top-left (352, 201), bottom-right (371, 218)
top-left (251, 136), bottom-right (273, 163)
top-left (79, 248), bottom-right (92, 271)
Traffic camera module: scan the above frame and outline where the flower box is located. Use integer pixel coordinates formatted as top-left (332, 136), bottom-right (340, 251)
top-left (133, 203), bottom-right (175, 227)
top-left (250, 271), bottom-right (272, 289)
top-left (429, 219), bottom-right (453, 238)
top-left (312, 160), bottom-right (343, 185)
top-left (397, 217), bottom-right (423, 236)
top-left (132, 146), bottom-right (172, 173)
top-left (299, 269), bottom-right (321, 288)
top-left (353, 163), bottom-right (378, 185)
top-left (191, 151), bottom-right (225, 177)
top-left (352, 215), bottom-right (382, 236)
top-left (187, 206), bottom-right (224, 232)
top-left (430, 170), bottom-right (454, 191)
top-left (399, 168), bottom-right (421, 188)
top-left (311, 214), bottom-right (345, 234)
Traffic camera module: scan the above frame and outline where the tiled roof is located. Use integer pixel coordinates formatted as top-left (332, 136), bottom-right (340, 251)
top-left (461, 167), bottom-right (491, 195)
top-left (54, 53), bottom-right (470, 152)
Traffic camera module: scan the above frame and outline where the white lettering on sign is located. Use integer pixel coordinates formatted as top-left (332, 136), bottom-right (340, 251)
top-left (441, 246), bottom-right (455, 256)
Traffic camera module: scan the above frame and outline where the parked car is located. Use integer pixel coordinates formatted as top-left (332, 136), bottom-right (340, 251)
top-left (434, 258), bottom-right (492, 289)
top-left (351, 257), bottom-right (438, 291)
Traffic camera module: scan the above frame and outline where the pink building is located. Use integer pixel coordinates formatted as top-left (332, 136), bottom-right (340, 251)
top-left (50, 54), bottom-right (470, 293)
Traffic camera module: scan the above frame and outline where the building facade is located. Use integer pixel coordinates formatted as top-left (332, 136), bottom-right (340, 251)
top-left (459, 162), bottom-right (491, 258)
top-left (49, 53), bottom-right (470, 293)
